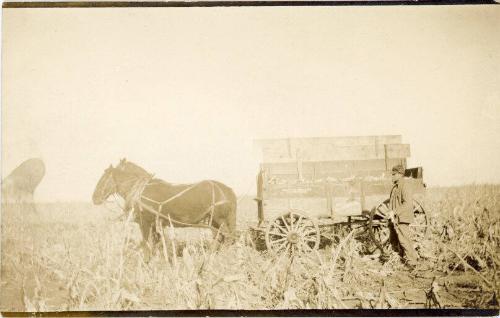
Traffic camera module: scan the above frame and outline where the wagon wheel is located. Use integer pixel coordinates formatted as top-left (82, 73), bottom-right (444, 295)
top-left (368, 198), bottom-right (429, 253)
top-left (367, 201), bottom-right (392, 254)
top-left (410, 199), bottom-right (428, 241)
top-left (265, 210), bottom-right (320, 255)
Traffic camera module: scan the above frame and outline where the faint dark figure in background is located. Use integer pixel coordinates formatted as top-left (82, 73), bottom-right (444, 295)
top-left (1, 158), bottom-right (45, 214)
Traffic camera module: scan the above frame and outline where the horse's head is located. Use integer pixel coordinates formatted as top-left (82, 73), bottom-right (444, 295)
top-left (92, 164), bottom-right (117, 205)
top-left (93, 159), bottom-right (154, 205)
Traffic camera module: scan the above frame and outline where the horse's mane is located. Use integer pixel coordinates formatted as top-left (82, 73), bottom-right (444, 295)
top-left (117, 159), bottom-right (175, 187)
top-left (117, 160), bottom-right (150, 177)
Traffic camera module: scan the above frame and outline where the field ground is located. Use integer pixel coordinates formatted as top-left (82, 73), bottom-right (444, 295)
top-left (1, 185), bottom-right (499, 311)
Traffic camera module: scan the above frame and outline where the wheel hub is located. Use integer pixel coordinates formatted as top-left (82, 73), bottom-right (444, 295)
top-left (287, 231), bottom-right (300, 244)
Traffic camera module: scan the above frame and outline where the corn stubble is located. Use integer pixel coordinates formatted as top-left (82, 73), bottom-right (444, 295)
top-left (1, 185), bottom-right (499, 311)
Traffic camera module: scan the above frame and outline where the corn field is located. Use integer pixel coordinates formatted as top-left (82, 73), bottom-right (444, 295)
top-left (1, 185), bottom-right (499, 311)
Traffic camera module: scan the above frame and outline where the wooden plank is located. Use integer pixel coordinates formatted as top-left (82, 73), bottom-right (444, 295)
top-left (263, 159), bottom-right (404, 180)
top-left (262, 197), bottom-right (331, 220)
top-left (314, 161), bottom-right (355, 172)
top-left (255, 135), bottom-right (402, 148)
top-left (256, 135), bottom-right (403, 160)
top-left (266, 162), bottom-right (296, 175)
top-left (352, 159), bottom-right (387, 171)
top-left (385, 144), bottom-right (411, 159)
top-left (384, 144), bottom-right (388, 170)
top-left (263, 178), bottom-right (394, 199)
top-left (296, 149), bottom-right (303, 181)
top-left (261, 144), bottom-right (410, 162)
top-left (265, 170), bottom-right (383, 180)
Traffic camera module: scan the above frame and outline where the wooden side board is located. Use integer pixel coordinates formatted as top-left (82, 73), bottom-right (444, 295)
top-left (260, 143), bottom-right (410, 162)
top-left (262, 158), bottom-right (407, 180)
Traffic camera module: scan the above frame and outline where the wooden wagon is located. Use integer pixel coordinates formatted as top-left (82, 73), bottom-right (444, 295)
top-left (251, 135), bottom-right (428, 255)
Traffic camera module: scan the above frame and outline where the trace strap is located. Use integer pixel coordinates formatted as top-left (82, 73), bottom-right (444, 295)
top-left (127, 178), bottom-right (230, 232)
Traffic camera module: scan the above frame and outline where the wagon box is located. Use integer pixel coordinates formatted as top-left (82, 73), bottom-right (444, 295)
top-left (252, 135), bottom-right (428, 255)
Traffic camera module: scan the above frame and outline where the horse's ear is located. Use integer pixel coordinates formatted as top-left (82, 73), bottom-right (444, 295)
top-left (108, 164), bottom-right (113, 169)
top-left (120, 158), bottom-right (127, 164)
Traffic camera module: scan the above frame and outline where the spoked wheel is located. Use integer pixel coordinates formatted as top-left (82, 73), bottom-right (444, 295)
top-left (368, 198), bottom-right (429, 253)
top-left (367, 202), bottom-right (391, 254)
top-left (265, 210), bottom-right (320, 255)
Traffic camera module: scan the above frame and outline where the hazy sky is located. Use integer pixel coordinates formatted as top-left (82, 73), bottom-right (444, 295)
top-left (2, 5), bottom-right (500, 202)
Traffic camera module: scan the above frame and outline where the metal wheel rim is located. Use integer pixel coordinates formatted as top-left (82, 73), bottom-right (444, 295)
top-left (265, 210), bottom-right (320, 255)
top-left (368, 198), bottom-right (429, 253)
top-left (368, 199), bottom-right (392, 253)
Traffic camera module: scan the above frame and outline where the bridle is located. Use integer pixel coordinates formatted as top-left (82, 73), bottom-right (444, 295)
top-left (96, 166), bottom-right (144, 204)
top-left (96, 168), bottom-right (118, 203)
top-left (99, 167), bottom-right (150, 219)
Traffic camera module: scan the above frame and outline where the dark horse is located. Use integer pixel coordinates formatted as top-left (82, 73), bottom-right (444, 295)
top-left (92, 159), bottom-right (237, 258)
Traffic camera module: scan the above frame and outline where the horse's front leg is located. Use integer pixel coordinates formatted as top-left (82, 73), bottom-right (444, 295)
top-left (139, 220), bottom-right (161, 263)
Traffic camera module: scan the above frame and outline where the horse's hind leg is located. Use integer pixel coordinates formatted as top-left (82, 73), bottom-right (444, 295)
top-left (210, 221), bottom-right (223, 242)
top-left (209, 222), bottom-right (226, 253)
top-left (212, 205), bottom-right (237, 244)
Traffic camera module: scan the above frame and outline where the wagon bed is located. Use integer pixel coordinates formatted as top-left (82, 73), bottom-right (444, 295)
top-left (251, 135), bottom-right (427, 254)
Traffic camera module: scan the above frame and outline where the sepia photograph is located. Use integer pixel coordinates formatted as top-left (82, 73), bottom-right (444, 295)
top-left (1, 1), bottom-right (499, 314)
